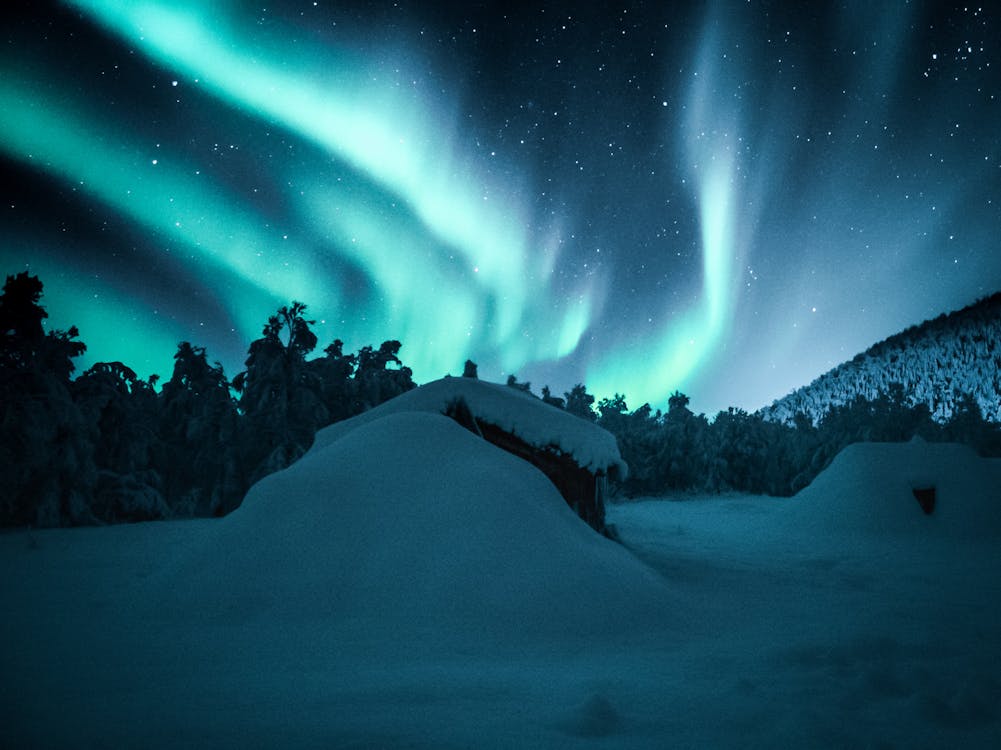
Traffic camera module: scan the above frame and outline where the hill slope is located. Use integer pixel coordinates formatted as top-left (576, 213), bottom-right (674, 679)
top-left (760, 292), bottom-right (1001, 424)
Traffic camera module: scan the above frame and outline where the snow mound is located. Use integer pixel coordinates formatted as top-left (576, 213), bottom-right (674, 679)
top-left (167, 411), bottom-right (668, 641)
top-left (783, 439), bottom-right (1001, 540)
top-left (309, 376), bottom-right (626, 476)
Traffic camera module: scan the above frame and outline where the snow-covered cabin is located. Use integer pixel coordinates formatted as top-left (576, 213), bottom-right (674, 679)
top-left (310, 377), bottom-right (627, 534)
top-left (779, 436), bottom-right (1001, 539)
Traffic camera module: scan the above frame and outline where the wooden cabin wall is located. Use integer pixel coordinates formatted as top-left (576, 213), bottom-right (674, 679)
top-left (475, 421), bottom-right (606, 534)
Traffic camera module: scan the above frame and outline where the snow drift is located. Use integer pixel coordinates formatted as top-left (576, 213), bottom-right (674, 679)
top-left (781, 438), bottom-right (1001, 541)
top-left (162, 410), bottom-right (669, 642)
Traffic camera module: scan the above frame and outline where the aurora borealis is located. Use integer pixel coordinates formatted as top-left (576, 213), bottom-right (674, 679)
top-left (2, 1), bottom-right (999, 415)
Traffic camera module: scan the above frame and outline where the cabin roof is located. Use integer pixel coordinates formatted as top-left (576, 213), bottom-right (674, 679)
top-left (309, 377), bottom-right (627, 477)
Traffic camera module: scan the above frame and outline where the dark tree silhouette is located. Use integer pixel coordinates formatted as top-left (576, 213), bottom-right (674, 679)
top-left (233, 302), bottom-right (328, 486)
top-left (159, 342), bottom-right (241, 516)
top-left (0, 272), bottom-right (46, 354)
top-left (306, 339), bottom-right (357, 426)
top-left (353, 340), bottom-right (415, 413)
top-left (0, 271), bottom-right (86, 378)
top-left (506, 373), bottom-right (532, 393)
top-left (0, 273), bottom-right (93, 526)
top-left (72, 362), bottom-right (168, 522)
top-left (541, 385), bottom-right (565, 409)
top-left (564, 383), bottom-right (596, 421)
top-left (667, 390), bottom-right (692, 420)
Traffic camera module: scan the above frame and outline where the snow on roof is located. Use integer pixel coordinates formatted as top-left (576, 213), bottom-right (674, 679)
top-left (781, 438), bottom-right (1001, 541)
top-left (309, 376), bottom-right (627, 476)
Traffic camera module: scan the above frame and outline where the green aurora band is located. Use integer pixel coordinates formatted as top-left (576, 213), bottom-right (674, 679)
top-left (3, 1), bottom-right (991, 414)
top-left (1, 0), bottom-right (596, 381)
top-left (585, 17), bottom-right (741, 407)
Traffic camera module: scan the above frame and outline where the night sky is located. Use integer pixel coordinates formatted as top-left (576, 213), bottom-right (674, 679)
top-left (2, 1), bottom-right (998, 415)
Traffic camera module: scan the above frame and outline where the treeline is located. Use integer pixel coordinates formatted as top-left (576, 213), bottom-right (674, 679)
top-left (524, 380), bottom-right (1001, 498)
top-left (3, 271), bottom-right (1000, 527)
top-left (0, 273), bottom-right (414, 527)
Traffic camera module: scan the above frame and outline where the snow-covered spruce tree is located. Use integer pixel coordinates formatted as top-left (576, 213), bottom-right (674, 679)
top-left (659, 396), bottom-right (710, 493)
top-left (709, 409), bottom-right (807, 496)
top-left (704, 408), bottom-right (760, 493)
top-left (159, 342), bottom-right (241, 517)
top-left (596, 395), bottom-right (659, 495)
top-left (352, 340), bottom-right (415, 414)
top-left (564, 383), bottom-right (597, 422)
top-left (305, 338), bottom-right (357, 427)
top-left (0, 272), bottom-right (95, 526)
top-left (942, 391), bottom-right (1001, 456)
top-left (71, 361), bottom-right (169, 523)
top-left (232, 302), bottom-right (329, 489)
top-left (667, 390), bottom-right (692, 419)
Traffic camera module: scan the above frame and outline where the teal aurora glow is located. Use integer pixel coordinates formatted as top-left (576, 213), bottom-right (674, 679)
top-left (2, 1), bottom-right (998, 414)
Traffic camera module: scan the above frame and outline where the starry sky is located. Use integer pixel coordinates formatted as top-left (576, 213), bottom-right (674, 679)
top-left (2, 0), bottom-right (999, 416)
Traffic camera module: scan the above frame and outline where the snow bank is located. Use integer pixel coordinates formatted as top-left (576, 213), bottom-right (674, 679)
top-left (781, 438), bottom-right (1001, 541)
top-left (309, 377), bottom-right (627, 476)
top-left (167, 410), bottom-right (667, 641)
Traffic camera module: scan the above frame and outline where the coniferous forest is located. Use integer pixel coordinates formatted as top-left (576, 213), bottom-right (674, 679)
top-left (3, 271), bottom-right (999, 528)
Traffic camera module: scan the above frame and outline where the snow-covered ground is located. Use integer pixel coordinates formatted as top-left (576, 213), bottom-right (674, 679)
top-left (3, 419), bottom-right (1000, 748)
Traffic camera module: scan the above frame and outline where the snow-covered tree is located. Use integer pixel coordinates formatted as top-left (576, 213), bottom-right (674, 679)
top-left (564, 383), bottom-right (596, 421)
top-left (233, 302), bottom-right (328, 486)
top-left (353, 340), bottom-right (415, 413)
top-left (0, 273), bottom-right (95, 526)
top-left (159, 342), bottom-right (241, 516)
top-left (71, 361), bottom-right (168, 522)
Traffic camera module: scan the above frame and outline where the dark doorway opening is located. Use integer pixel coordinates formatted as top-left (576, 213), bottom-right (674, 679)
top-left (912, 486), bottom-right (936, 515)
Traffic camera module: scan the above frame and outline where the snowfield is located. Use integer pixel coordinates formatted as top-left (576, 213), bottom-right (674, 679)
top-left (2, 417), bottom-right (1000, 748)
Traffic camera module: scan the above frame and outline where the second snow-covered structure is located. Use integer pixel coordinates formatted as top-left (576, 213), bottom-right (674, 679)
top-left (309, 377), bottom-right (627, 534)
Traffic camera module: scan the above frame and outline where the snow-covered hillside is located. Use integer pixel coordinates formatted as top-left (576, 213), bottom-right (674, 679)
top-left (761, 291), bottom-right (1001, 424)
top-left (3, 422), bottom-right (1000, 747)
